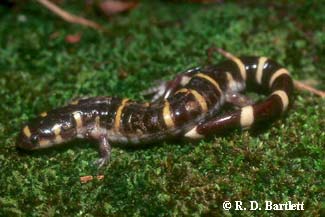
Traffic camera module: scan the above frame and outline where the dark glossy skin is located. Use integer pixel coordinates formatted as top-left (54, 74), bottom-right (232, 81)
top-left (17, 55), bottom-right (294, 167)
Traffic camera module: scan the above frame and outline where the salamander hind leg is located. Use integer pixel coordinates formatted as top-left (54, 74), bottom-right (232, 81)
top-left (140, 80), bottom-right (171, 102)
top-left (141, 67), bottom-right (201, 102)
top-left (68, 96), bottom-right (91, 105)
top-left (225, 92), bottom-right (254, 108)
top-left (68, 96), bottom-right (112, 106)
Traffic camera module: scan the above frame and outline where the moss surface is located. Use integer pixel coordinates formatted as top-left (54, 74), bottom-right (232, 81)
top-left (0, 1), bottom-right (324, 216)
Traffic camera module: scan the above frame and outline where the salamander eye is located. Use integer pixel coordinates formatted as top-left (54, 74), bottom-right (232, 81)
top-left (30, 135), bottom-right (39, 145)
top-left (62, 123), bottom-right (70, 130)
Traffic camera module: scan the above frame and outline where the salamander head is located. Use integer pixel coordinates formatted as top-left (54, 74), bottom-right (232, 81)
top-left (16, 112), bottom-right (76, 150)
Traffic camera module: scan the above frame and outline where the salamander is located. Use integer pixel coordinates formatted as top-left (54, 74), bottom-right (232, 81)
top-left (16, 50), bottom-right (294, 167)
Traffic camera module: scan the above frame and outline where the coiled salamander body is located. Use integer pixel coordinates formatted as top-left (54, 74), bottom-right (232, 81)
top-left (17, 52), bottom-right (294, 167)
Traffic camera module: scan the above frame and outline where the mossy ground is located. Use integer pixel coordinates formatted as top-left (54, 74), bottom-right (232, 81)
top-left (0, 1), bottom-right (324, 216)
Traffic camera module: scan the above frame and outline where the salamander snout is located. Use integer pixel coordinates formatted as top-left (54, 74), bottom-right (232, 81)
top-left (17, 111), bottom-right (77, 150)
top-left (16, 116), bottom-right (59, 150)
top-left (16, 121), bottom-right (63, 150)
top-left (16, 125), bottom-right (42, 150)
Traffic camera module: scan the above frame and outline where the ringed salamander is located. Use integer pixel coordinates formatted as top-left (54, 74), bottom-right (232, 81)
top-left (17, 50), bottom-right (294, 167)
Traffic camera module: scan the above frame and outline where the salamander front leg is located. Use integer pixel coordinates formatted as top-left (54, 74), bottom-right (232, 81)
top-left (93, 135), bottom-right (112, 168)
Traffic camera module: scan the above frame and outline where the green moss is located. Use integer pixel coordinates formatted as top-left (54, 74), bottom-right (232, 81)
top-left (0, 1), bottom-right (324, 216)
